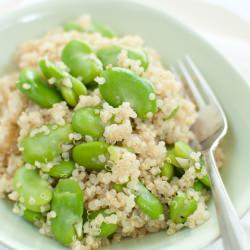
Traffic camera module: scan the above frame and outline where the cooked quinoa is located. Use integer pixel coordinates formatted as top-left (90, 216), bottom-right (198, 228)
top-left (0, 15), bottom-right (224, 250)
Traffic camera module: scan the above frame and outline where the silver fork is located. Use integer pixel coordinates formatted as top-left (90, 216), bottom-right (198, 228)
top-left (171, 56), bottom-right (249, 250)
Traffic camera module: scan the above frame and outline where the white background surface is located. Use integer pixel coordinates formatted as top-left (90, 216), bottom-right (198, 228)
top-left (0, 0), bottom-right (250, 249)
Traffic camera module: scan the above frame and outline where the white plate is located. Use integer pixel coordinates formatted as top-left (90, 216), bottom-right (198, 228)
top-left (0, 0), bottom-right (250, 249)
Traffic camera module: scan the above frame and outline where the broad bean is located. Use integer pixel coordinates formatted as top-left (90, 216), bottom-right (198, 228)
top-left (21, 124), bottom-right (73, 164)
top-left (112, 183), bottom-right (126, 192)
top-left (193, 180), bottom-right (205, 192)
top-left (51, 179), bottom-right (84, 245)
top-left (72, 141), bottom-right (109, 171)
top-left (72, 107), bottom-right (104, 138)
top-left (99, 67), bottom-right (157, 119)
top-left (199, 174), bottom-right (211, 188)
top-left (167, 143), bottom-right (211, 187)
top-left (197, 158), bottom-right (211, 187)
top-left (174, 141), bottom-right (193, 159)
top-left (49, 160), bottom-right (75, 178)
top-left (166, 147), bottom-right (181, 168)
top-left (23, 209), bottom-right (44, 225)
top-left (169, 193), bottom-right (197, 224)
top-left (97, 45), bottom-right (148, 70)
top-left (61, 40), bottom-right (103, 84)
top-left (39, 58), bottom-right (87, 107)
top-left (135, 182), bottom-right (164, 219)
top-left (90, 22), bottom-right (116, 38)
top-left (64, 21), bottom-right (83, 32)
top-left (161, 162), bottom-right (174, 181)
top-left (13, 166), bottom-right (52, 212)
top-left (16, 69), bottom-right (62, 108)
top-left (88, 209), bottom-right (118, 237)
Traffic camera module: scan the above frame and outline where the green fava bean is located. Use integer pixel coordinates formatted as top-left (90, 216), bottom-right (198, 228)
top-left (166, 147), bottom-right (181, 168)
top-left (88, 209), bottom-right (118, 237)
top-left (108, 145), bottom-right (133, 162)
top-left (39, 58), bottom-right (65, 79)
top-left (90, 22), bottom-right (116, 38)
top-left (23, 209), bottom-right (44, 225)
top-left (169, 193), bottom-right (198, 224)
top-left (193, 180), bottom-right (205, 192)
top-left (60, 86), bottom-right (78, 107)
top-left (39, 58), bottom-right (87, 107)
top-left (127, 48), bottom-right (149, 70)
top-left (39, 58), bottom-right (88, 96)
top-left (49, 160), bottom-right (75, 178)
top-left (174, 141), bottom-right (193, 159)
top-left (13, 166), bottom-right (52, 212)
top-left (97, 45), bottom-right (148, 70)
top-left (97, 45), bottom-right (121, 67)
top-left (16, 69), bottom-right (62, 108)
top-left (161, 162), bottom-right (174, 181)
top-left (170, 142), bottom-right (193, 169)
top-left (112, 183), bottom-right (126, 192)
top-left (197, 158), bottom-right (211, 188)
top-left (72, 142), bottom-right (109, 171)
top-left (135, 182), bottom-right (164, 219)
top-left (61, 40), bottom-right (103, 84)
top-left (21, 124), bottom-right (73, 164)
top-left (199, 175), bottom-right (211, 188)
top-left (72, 107), bottom-right (104, 138)
top-left (51, 179), bottom-right (84, 245)
top-left (64, 21), bottom-right (84, 32)
top-left (99, 221), bottom-right (118, 238)
top-left (99, 67), bottom-right (157, 119)
top-left (166, 147), bottom-right (191, 171)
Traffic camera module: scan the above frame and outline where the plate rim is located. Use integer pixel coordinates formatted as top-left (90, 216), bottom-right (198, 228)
top-left (0, 0), bottom-right (249, 250)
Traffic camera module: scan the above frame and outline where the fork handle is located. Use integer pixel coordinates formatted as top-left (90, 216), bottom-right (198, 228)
top-left (204, 150), bottom-right (249, 250)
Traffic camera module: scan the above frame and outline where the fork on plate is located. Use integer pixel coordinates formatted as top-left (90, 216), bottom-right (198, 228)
top-left (171, 56), bottom-right (248, 250)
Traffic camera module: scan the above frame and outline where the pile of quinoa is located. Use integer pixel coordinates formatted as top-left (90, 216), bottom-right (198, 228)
top-left (0, 15), bottom-right (224, 250)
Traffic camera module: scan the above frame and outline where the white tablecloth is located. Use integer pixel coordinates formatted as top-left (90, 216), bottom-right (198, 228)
top-left (0, 0), bottom-right (250, 249)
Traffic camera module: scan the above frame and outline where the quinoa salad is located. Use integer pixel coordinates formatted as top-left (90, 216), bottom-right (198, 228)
top-left (0, 15), bottom-right (224, 250)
